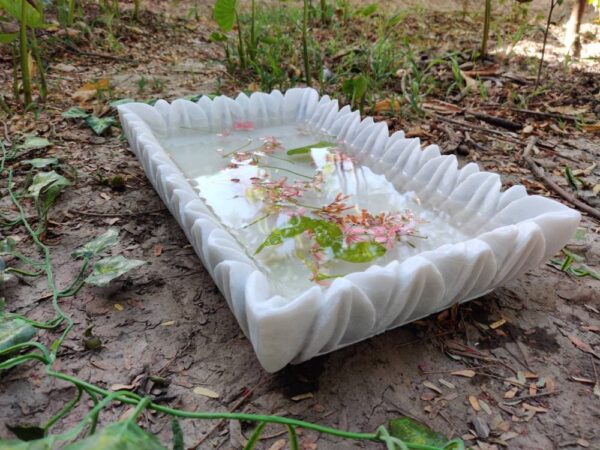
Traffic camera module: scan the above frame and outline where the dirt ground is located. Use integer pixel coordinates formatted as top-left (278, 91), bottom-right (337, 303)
top-left (1, 1), bottom-right (600, 449)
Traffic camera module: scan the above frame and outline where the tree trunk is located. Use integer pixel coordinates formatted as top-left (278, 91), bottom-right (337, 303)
top-left (565, 0), bottom-right (586, 57)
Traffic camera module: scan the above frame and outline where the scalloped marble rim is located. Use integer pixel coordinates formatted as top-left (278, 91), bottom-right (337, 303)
top-left (118, 88), bottom-right (580, 372)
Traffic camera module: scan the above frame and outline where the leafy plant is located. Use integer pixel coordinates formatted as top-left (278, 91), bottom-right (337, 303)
top-left (0, 0), bottom-right (48, 108)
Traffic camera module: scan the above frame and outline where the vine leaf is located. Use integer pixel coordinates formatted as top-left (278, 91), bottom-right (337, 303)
top-left (213, 0), bottom-right (237, 32)
top-left (63, 421), bottom-right (167, 450)
top-left (0, 316), bottom-right (36, 354)
top-left (28, 171), bottom-right (71, 214)
top-left (62, 107), bottom-right (90, 119)
top-left (0, 238), bottom-right (17, 256)
top-left (85, 116), bottom-right (116, 136)
top-left (286, 141), bottom-right (334, 156)
top-left (21, 158), bottom-right (59, 169)
top-left (388, 417), bottom-right (451, 448)
top-left (72, 229), bottom-right (119, 259)
top-left (84, 256), bottom-right (146, 287)
top-left (17, 137), bottom-right (52, 151)
top-left (171, 419), bottom-right (184, 450)
top-left (0, 437), bottom-right (54, 449)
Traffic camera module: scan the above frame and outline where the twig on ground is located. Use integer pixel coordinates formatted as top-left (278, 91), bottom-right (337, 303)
top-left (510, 107), bottom-right (594, 124)
top-left (469, 111), bottom-right (522, 131)
top-left (188, 377), bottom-right (272, 450)
top-left (57, 40), bottom-right (138, 63)
top-left (70, 208), bottom-right (166, 217)
top-left (521, 138), bottom-right (600, 221)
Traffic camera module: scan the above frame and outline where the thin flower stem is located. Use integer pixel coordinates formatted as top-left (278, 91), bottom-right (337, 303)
top-left (222, 139), bottom-right (253, 157)
top-left (242, 213), bottom-right (272, 229)
top-left (260, 164), bottom-right (313, 179)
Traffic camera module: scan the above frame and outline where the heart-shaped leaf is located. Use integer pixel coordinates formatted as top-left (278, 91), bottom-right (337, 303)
top-left (62, 107), bottom-right (90, 119)
top-left (388, 417), bottom-right (450, 448)
top-left (72, 229), bottom-right (119, 259)
top-left (0, 316), bottom-right (36, 354)
top-left (213, 0), bottom-right (237, 32)
top-left (17, 137), bottom-right (52, 151)
top-left (84, 256), bottom-right (146, 287)
top-left (28, 171), bottom-right (71, 213)
top-left (0, 437), bottom-right (55, 449)
top-left (85, 116), bottom-right (116, 136)
top-left (21, 158), bottom-right (59, 169)
top-left (63, 421), bottom-right (167, 450)
top-left (0, 0), bottom-right (43, 27)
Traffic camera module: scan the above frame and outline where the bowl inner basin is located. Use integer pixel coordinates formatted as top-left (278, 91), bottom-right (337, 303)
top-left (159, 122), bottom-right (476, 298)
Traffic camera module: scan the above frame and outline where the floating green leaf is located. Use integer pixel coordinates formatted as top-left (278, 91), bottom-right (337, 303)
top-left (213, 0), bottom-right (237, 32)
top-left (255, 216), bottom-right (342, 254)
top-left (17, 137), bottom-right (52, 151)
top-left (85, 116), bottom-right (116, 136)
top-left (0, 316), bottom-right (36, 354)
top-left (72, 229), bottom-right (119, 259)
top-left (388, 417), bottom-right (450, 448)
top-left (62, 107), bottom-right (90, 119)
top-left (334, 241), bottom-right (386, 263)
top-left (21, 158), bottom-right (59, 169)
top-left (64, 421), bottom-right (167, 450)
top-left (84, 256), bottom-right (146, 287)
top-left (286, 141), bottom-right (335, 156)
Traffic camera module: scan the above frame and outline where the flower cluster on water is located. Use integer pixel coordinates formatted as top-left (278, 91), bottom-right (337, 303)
top-left (217, 123), bottom-right (422, 283)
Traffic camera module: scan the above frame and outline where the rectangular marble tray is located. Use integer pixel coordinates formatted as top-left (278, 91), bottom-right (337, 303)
top-left (118, 88), bottom-right (580, 372)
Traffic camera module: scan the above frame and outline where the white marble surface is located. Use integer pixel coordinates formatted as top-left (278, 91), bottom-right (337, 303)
top-left (119, 88), bottom-right (580, 372)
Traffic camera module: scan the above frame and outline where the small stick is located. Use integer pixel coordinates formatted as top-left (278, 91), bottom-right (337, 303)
top-left (188, 378), bottom-right (271, 450)
top-left (521, 138), bottom-right (600, 221)
top-left (70, 208), bottom-right (166, 217)
top-left (510, 107), bottom-right (594, 124)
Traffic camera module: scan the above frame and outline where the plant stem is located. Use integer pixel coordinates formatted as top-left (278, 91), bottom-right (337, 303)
top-left (11, 43), bottom-right (20, 103)
top-left (320, 0), bottom-right (327, 24)
top-left (20, 0), bottom-right (32, 108)
top-left (535, 0), bottom-right (557, 90)
top-left (480, 0), bottom-right (491, 59)
top-left (29, 30), bottom-right (47, 102)
top-left (302, 0), bottom-right (311, 85)
top-left (235, 12), bottom-right (246, 70)
top-left (249, 0), bottom-right (256, 61)
top-left (260, 164), bottom-right (313, 179)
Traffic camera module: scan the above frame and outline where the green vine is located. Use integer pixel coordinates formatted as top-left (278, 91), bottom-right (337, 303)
top-left (0, 142), bottom-right (464, 450)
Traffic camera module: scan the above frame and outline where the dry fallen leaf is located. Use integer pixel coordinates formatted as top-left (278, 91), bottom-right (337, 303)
top-left (161, 320), bottom-right (175, 326)
top-left (451, 369), bottom-right (476, 378)
top-left (291, 392), bottom-right (314, 402)
top-left (582, 122), bottom-right (600, 134)
top-left (113, 303), bottom-right (124, 311)
top-left (489, 318), bottom-right (506, 329)
top-left (193, 386), bottom-right (220, 399)
top-left (72, 78), bottom-right (110, 104)
top-left (468, 395), bottom-right (481, 411)
top-left (568, 335), bottom-right (600, 359)
top-left (153, 244), bottom-right (162, 257)
top-left (267, 439), bottom-right (287, 450)
top-left (374, 98), bottom-right (401, 114)
top-left (423, 381), bottom-right (442, 394)
top-left (504, 387), bottom-right (518, 399)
